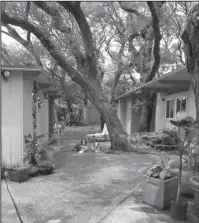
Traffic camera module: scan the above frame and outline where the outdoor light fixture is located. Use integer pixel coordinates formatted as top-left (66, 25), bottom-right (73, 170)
top-left (2, 70), bottom-right (11, 81)
top-left (3, 70), bottom-right (11, 77)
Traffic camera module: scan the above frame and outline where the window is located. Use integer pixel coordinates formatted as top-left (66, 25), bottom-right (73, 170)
top-left (176, 97), bottom-right (186, 113)
top-left (166, 99), bottom-right (175, 118)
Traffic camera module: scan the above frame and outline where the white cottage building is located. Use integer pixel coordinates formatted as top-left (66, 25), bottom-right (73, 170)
top-left (1, 65), bottom-right (61, 165)
top-left (117, 66), bottom-right (196, 135)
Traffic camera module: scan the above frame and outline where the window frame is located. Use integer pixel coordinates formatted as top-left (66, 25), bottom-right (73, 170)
top-left (165, 96), bottom-right (188, 120)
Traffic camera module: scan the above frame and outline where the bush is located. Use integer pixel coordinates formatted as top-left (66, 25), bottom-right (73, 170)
top-left (161, 129), bottom-right (178, 146)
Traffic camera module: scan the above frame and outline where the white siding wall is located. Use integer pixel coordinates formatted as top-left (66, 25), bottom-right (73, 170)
top-left (23, 79), bottom-right (33, 137)
top-left (126, 98), bottom-right (132, 134)
top-left (188, 85), bottom-right (196, 119)
top-left (119, 99), bottom-right (127, 131)
top-left (37, 93), bottom-right (49, 143)
top-left (2, 71), bottom-right (24, 165)
top-left (155, 93), bottom-right (166, 131)
top-left (117, 100), bottom-right (121, 119)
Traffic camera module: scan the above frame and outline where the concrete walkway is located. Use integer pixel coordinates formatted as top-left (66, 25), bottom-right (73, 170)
top-left (100, 187), bottom-right (197, 223)
top-left (2, 179), bottom-right (20, 223)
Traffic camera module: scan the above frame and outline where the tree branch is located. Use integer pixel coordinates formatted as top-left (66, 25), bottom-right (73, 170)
top-left (25, 2), bottom-right (31, 42)
top-left (111, 40), bottom-right (125, 102)
top-left (34, 2), bottom-right (87, 72)
top-left (1, 11), bottom-right (90, 89)
top-left (58, 1), bottom-right (98, 78)
top-left (1, 47), bottom-right (12, 64)
top-left (4, 24), bottom-right (42, 66)
top-left (145, 1), bottom-right (162, 82)
top-left (119, 2), bottom-right (144, 17)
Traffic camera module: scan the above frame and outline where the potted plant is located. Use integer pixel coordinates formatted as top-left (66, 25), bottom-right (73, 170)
top-left (189, 137), bottom-right (199, 217)
top-left (38, 160), bottom-right (54, 175)
top-left (143, 152), bottom-right (178, 210)
top-left (1, 163), bottom-right (6, 179)
top-left (29, 165), bottom-right (39, 177)
top-left (170, 139), bottom-right (188, 220)
top-left (24, 134), bottom-right (46, 177)
top-left (7, 164), bottom-right (30, 183)
top-left (169, 112), bottom-right (194, 220)
top-left (24, 133), bottom-right (46, 166)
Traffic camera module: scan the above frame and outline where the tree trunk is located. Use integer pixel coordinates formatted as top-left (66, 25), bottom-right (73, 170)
top-left (194, 63), bottom-right (199, 128)
top-left (1, 7), bottom-right (131, 151)
top-left (85, 81), bottom-right (132, 151)
top-left (139, 92), bottom-right (155, 132)
top-left (181, 3), bottom-right (199, 129)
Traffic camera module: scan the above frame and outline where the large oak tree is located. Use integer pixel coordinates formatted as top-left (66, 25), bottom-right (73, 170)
top-left (181, 3), bottom-right (199, 128)
top-left (1, 2), bottom-right (192, 149)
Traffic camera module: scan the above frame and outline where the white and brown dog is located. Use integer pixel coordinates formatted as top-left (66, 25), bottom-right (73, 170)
top-left (73, 140), bottom-right (88, 153)
top-left (91, 136), bottom-right (101, 153)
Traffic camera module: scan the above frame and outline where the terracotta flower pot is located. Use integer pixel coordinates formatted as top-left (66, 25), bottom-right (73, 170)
top-left (190, 176), bottom-right (199, 217)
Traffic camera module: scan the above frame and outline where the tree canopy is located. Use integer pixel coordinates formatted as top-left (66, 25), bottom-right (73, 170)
top-left (1, 2), bottom-right (197, 146)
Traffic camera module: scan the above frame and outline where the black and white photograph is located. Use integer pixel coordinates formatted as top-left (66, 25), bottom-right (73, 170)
top-left (1, 1), bottom-right (199, 223)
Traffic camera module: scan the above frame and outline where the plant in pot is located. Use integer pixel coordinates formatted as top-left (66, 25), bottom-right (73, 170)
top-left (143, 152), bottom-right (178, 210)
top-left (189, 136), bottom-right (199, 217)
top-left (169, 112), bottom-right (197, 220)
top-left (170, 137), bottom-right (188, 220)
top-left (37, 160), bottom-right (54, 175)
top-left (24, 134), bottom-right (46, 177)
top-left (7, 163), bottom-right (30, 183)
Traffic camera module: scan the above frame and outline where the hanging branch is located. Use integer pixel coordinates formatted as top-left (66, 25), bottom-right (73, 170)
top-left (34, 2), bottom-right (88, 75)
top-left (58, 1), bottom-right (98, 78)
top-left (1, 11), bottom-right (91, 89)
top-left (25, 2), bottom-right (31, 42)
top-left (119, 2), bottom-right (145, 18)
top-left (3, 24), bottom-right (42, 66)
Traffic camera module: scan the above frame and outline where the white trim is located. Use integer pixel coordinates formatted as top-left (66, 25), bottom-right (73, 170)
top-left (2, 66), bottom-right (41, 72)
top-left (164, 93), bottom-right (188, 130)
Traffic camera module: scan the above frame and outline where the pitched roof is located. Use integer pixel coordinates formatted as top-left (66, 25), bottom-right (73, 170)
top-left (117, 66), bottom-right (190, 100)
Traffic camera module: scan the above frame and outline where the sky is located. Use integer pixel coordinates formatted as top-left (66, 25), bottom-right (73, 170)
top-left (2, 27), bottom-right (22, 47)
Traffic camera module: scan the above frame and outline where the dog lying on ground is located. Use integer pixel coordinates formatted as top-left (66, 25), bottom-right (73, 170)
top-left (72, 140), bottom-right (88, 153)
top-left (91, 141), bottom-right (101, 152)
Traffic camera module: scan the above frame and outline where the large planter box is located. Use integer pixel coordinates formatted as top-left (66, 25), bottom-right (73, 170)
top-left (8, 169), bottom-right (29, 183)
top-left (143, 177), bottom-right (178, 210)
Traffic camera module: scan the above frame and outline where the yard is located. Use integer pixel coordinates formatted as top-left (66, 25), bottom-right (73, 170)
top-left (6, 126), bottom-right (158, 223)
